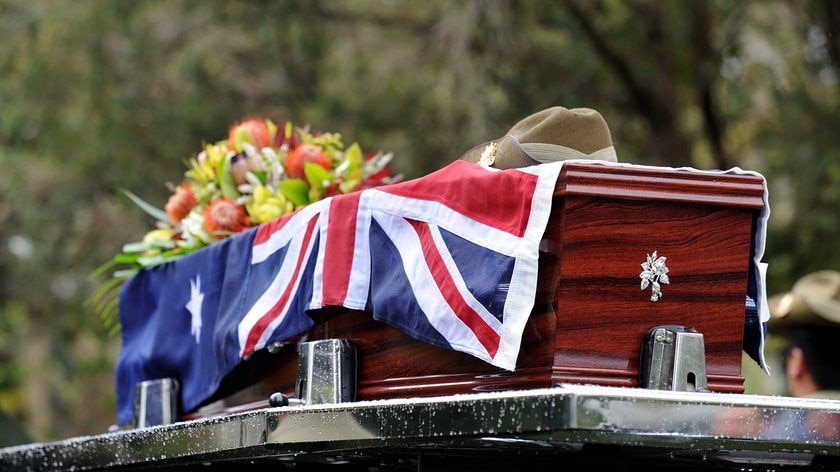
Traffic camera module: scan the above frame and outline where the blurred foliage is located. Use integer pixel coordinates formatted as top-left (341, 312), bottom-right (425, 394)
top-left (1, 0), bottom-right (838, 443)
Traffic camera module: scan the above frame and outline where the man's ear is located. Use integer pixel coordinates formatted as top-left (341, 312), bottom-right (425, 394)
top-left (787, 347), bottom-right (806, 380)
top-left (785, 345), bottom-right (821, 398)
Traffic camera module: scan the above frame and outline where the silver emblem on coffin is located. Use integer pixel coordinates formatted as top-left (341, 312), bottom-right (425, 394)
top-left (640, 250), bottom-right (670, 302)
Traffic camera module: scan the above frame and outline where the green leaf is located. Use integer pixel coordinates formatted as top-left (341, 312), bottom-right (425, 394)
top-left (89, 257), bottom-right (122, 278)
top-left (305, 163), bottom-right (334, 201)
top-left (344, 142), bottom-right (364, 169)
top-left (121, 242), bottom-right (149, 253)
top-left (232, 127), bottom-right (249, 151)
top-left (113, 253), bottom-right (142, 265)
top-left (336, 143), bottom-right (363, 193)
top-left (85, 275), bottom-right (124, 308)
top-left (121, 240), bottom-right (177, 254)
top-left (122, 189), bottom-right (169, 222)
top-left (251, 169), bottom-right (268, 185)
top-left (136, 253), bottom-right (173, 268)
top-left (338, 176), bottom-right (361, 193)
top-left (217, 155), bottom-right (240, 200)
top-left (85, 271), bottom-right (131, 336)
top-left (113, 268), bottom-right (140, 279)
top-left (278, 179), bottom-right (311, 206)
top-left (305, 162), bottom-right (333, 187)
top-left (149, 239), bottom-right (178, 250)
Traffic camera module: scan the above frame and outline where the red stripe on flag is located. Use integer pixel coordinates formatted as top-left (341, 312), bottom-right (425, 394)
top-left (253, 211), bottom-right (296, 245)
top-left (408, 218), bottom-right (500, 357)
top-left (243, 214), bottom-right (319, 355)
top-left (321, 193), bottom-right (361, 305)
top-left (380, 161), bottom-right (539, 237)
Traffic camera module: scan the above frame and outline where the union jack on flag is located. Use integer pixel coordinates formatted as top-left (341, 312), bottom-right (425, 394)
top-left (115, 160), bottom-right (561, 426)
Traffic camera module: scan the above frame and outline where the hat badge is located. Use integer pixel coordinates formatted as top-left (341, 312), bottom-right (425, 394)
top-left (477, 142), bottom-right (497, 166)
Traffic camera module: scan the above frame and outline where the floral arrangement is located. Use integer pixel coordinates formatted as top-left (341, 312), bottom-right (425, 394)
top-left (91, 117), bottom-right (400, 331)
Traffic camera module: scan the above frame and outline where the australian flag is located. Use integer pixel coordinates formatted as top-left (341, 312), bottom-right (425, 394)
top-left (115, 160), bottom-right (563, 426)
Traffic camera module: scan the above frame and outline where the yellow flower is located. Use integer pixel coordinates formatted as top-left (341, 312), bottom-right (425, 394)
top-left (246, 185), bottom-right (294, 224)
top-left (142, 228), bottom-right (176, 244)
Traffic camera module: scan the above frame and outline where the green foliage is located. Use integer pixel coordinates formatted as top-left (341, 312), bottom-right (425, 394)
top-left (1, 0), bottom-right (839, 443)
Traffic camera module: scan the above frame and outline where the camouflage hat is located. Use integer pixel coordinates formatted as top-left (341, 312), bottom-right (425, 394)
top-left (768, 270), bottom-right (840, 332)
top-left (459, 106), bottom-right (618, 170)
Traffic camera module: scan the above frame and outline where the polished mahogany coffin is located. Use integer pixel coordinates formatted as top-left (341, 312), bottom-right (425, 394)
top-left (186, 162), bottom-right (767, 420)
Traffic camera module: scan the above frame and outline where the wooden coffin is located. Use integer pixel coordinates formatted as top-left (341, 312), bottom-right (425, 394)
top-left (186, 162), bottom-right (766, 420)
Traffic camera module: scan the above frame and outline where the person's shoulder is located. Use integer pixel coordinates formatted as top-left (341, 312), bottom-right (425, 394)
top-left (806, 389), bottom-right (840, 400)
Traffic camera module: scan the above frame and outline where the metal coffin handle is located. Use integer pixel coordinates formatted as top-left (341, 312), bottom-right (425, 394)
top-left (296, 338), bottom-right (358, 404)
top-left (639, 325), bottom-right (709, 392)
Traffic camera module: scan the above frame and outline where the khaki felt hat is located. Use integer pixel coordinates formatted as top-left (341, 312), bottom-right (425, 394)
top-left (459, 106), bottom-right (619, 169)
top-left (768, 270), bottom-right (840, 332)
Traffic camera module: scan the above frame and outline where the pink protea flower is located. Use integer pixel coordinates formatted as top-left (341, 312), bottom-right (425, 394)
top-left (164, 182), bottom-right (197, 224)
top-left (203, 198), bottom-right (250, 237)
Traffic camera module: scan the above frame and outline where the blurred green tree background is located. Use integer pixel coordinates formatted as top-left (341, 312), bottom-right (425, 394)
top-left (1, 0), bottom-right (838, 443)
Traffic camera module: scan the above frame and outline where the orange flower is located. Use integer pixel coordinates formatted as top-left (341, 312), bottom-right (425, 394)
top-left (203, 198), bottom-right (250, 236)
top-left (285, 143), bottom-right (331, 179)
top-left (228, 118), bottom-right (272, 152)
top-left (164, 182), bottom-right (197, 223)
